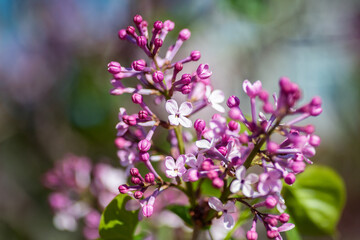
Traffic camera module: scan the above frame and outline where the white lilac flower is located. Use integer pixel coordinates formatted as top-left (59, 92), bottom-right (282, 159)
top-left (205, 86), bottom-right (225, 112)
top-left (208, 197), bottom-right (236, 229)
top-left (165, 155), bottom-right (187, 178)
top-left (165, 99), bottom-right (193, 128)
top-left (230, 166), bottom-right (259, 197)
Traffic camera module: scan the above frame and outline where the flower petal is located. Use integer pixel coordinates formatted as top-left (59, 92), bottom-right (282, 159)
top-left (165, 99), bottom-right (178, 115)
top-left (179, 102), bottom-right (193, 116)
top-left (176, 155), bottom-right (186, 168)
top-left (166, 170), bottom-right (178, 178)
top-left (224, 201), bottom-right (236, 213)
top-left (165, 157), bottom-right (176, 170)
top-left (178, 115), bottom-right (192, 128)
top-left (168, 114), bottom-right (179, 126)
top-left (242, 183), bottom-right (255, 197)
top-left (185, 154), bottom-right (197, 168)
top-left (245, 173), bottom-right (259, 184)
top-left (278, 223), bottom-right (295, 232)
top-left (212, 103), bottom-right (225, 113)
top-left (196, 139), bottom-right (211, 149)
top-left (208, 197), bottom-right (223, 212)
top-left (230, 180), bottom-right (241, 193)
top-left (235, 166), bottom-right (246, 180)
top-left (210, 90), bottom-right (225, 104)
top-left (223, 213), bottom-right (234, 229)
top-left (242, 80), bottom-right (251, 94)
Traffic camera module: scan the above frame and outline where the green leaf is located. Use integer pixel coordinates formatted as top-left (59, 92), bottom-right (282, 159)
top-left (283, 165), bottom-right (346, 236)
top-left (166, 205), bottom-right (193, 227)
top-left (99, 195), bottom-right (139, 240)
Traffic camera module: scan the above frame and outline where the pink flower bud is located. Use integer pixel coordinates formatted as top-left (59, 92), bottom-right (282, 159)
top-left (218, 146), bottom-right (227, 156)
top-left (131, 177), bottom-right (142, 185)
top-left (178, 29), bottom-right (191, 41)
top-left (123, 115), bottom-right (137, 126)
top-left (212, 177), bottom-right (224, 188)
top-left (227, 95), bottom-right (240, 108)
top-left (153, 20), bottom-right (163, 30)
top-left (239, 133), bottom-right (249, 144)
top-left (154, 38), bottom-right (163, 47)
top-left (229, 107), bottom-right (242, 120)
top-left (132, 59), bottom-right (146, 71)
top-left (118, 29), bottom-right (127, 39)
top-left (118, 184), bottom-right (129, 194)
top-left (194, 119), bottom-right (206, 132)
top-left (265, 217), bottom-right (278, 226)
top-left (174, 62), bottom-right (183, 72)
top-left (136, 36), bottom-right (147, 47)
top-left (152, 71), bottom-right (164, 83)
top-left (133, 15), bottom-right (143, 25)
top-left (139, 151), bottom-right (150, 162)
top-left (263, 102), bottom-right (274, 113)
top-left (279, 77), bottom-right (292, 93)
top-left (126, 26), bottom-right (135, 35)
top-left (304, 124), bottom-right (315, 134)
top-left (187, 169), bottom-right (199, 182)
top-left (207, 170), bottom-right (218, 180)
top-left (292, 161), bottom-right (306, 173)
top-left (201, 159), bottom-right (213, 171)
top-left (180, 74), bottom-right (192, 84)
top-left (267, 141), bottom-right (279, 154)
top-left (259, 90), bottom-right (269, 101)
top-left (130, 168), bottom-right (139, 176)
top-left (246, 230), bottom-right (258, 240)
top-left (196, 64), bottom-right (212, 79)
top-left (145, 173), bottom-right (155, 183)
top-left (190, 50), bottom-right (201, 61)
top-left (228, 120), bottom-right (239, 131)
top-left (309, 135), bottom-right (321, 147)
top-left (279, 213), bottom-right (290, 223)
top-left (164, 20), bottom-right (175, 31)
top-left (142, 205), bottom-right (154, 217)
top-left (132, 93), bottom-right (143, 104)
top-left (134, 191), bottom-right (143, 199)
top-left (138, 110), bottom-right (148, 119)
top-left (138, 139), bottom-right (151, 151)
top-left (267, 230), bottom-right (279, 239)
top-left (265, 196), bottom-right (278, 209)
top-left (284, 173), bottom-right (296, 185)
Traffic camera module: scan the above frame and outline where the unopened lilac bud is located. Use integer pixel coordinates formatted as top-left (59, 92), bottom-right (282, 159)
top-left (123, 115), bottom-right (137, 126)
top-left (201, 159), bottom-right (213, 171)
top-left (153, 20), bottom-right (163, 30)
top-left (228, 121), bottom-right (239, 131)
top-left (131, 176), bottom-right (142, 185)
top-left (136, 36), bottom-right (147, 47)
top-left (194, 119), bottom-right (206, 132)
top-left (207, 170), bottom-right (218, 180)
top-left (132, 93), bottom-right (143, 104)
top-left (164, 20), bottom-right (175, 31)
top-left (292, 161), bottom-right (306, 173)
top-left (267, 141), bottom-right (279, 154)
top-left (265, 196), bottom-right (277, 209)
top-left (118, 184), bottom-right (129, 194)
top-left (239, 133), bottom-right (249, 144)
top-left (108, 66), bottom-right (121, 74)
top-left (154, 38), bottom-right (163, 47)
top-left (134, 191), bottom-right (143, 199)
top-left (229, 107), bottom-right (242, 120)
top-left (218, 146), bottom-right (227, 156)
top-left (212, 177), bottom-right (224, 188)
top-left (138, 110), bottom-right (148, 119)
top-left (265, 217), bottom-right (278, 226)
top-left (263, 102), bottom-right (274, 113)
top-left (152, 71), bottom-right (164, 83)
top-left (227, 95), bottom-right (240, 108)
top-left (174, 62), bottom-right (183, 72)
top-left (145, 173), bottom-right (155, 183)
top-left (180, 74), bottom-right (192, 84)
top-left (118, 29), bottom-right (127, 39)
top-left (196, 64), bottom-right (212, 79)
top-left (309, 135), bottom-right (321, 147)
top-left (180, 84), bottom-right (191, 94)
top-left (259, 90), bottom-right (269, 101)
top-left (126, 26), bottom-right (135, 35)
top-left (279, 77), bottom-right (292, 93)
top-left (303, 145), bottom-right (316, 158)
top-left (132, 59), bottom-right (146, 71)
top-left (231, 156), bottom-right (242, 166)
top-left (142, 205), bottom-right (154, 217)
top-left (304, 124), bottom-right (315, 134)
top-left (311, 96), bottom-right (322, 106)
top-left (187, 169), bottom-right (199, 182)
top-left (279, 213), bottom-right (290, 223)
top-left (138, 139), bottom-right (151, 151)
top-left (139, 151), bottom-right (150, 162)
top-left (285, 173), bottom-right (296, 185)
top-left (267, 230), bottom-right (279, 239)
top-left (190, 50), bottom-right (201, 61)
top-left (130, 168), bottom-right (140, 176)
top-left (133, 14), bottom-right (143, 25)
top-left (178, 29), bottom-right (191, 41)
top-left (246, 230), bottom-right (258, 240)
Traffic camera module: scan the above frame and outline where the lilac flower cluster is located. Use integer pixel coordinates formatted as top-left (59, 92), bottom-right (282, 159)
top-left (43, 155), bottom-right (125, 239)
top-left (109, 15), bottom-right (322, 239)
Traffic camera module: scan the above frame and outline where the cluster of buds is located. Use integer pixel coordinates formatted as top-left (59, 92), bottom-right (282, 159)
top-left (109, 15), bottom-right (322, 239)
top-left (43, 155), bottom-right (125, 239)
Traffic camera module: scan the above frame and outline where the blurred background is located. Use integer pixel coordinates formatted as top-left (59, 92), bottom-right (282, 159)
top-left (1, 0), bottom-right (359, 239)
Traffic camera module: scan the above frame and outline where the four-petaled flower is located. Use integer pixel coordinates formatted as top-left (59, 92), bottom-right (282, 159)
top-left (166, 99), bottom-right (193, 128)
top-left (205, 86), bottom-right (225, 112)
top-left (208, 197), bottom-right (236, 229)
top-left (165, 155), bottom-right (187, 178)
top-left (230, 166), bottom-right (258, 197)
